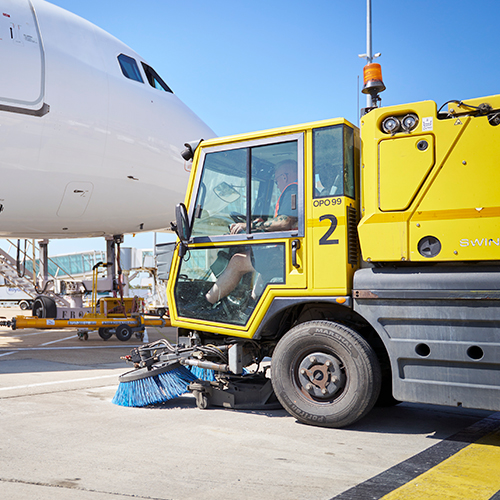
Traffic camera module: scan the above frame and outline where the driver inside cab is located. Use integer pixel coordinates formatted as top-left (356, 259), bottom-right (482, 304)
top-left (191, 160), bottom-right (298, 314)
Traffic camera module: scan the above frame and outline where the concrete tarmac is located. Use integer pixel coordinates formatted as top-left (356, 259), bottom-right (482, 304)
top-left (0, 307), bottom-right (497, 499)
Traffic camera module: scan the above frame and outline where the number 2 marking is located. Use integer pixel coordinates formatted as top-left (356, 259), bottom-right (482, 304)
top-left (319, 214), bottom-right (339, 245)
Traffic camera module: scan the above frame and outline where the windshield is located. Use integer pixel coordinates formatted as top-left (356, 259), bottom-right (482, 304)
top-left (191, 140), bottom-right (298, 238)
top-left (174, 243), bottom-right (285, 326)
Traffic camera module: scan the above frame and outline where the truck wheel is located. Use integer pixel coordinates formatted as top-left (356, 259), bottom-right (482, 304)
top-left (375, 365), bottom-right (401, 407)
top-left (32, 296), bottom-right (57, 318)
top-left (376, 384), bottom-right (401, 407)
top-left (115, 324), bottom-right (133, 342)
top-left (19, 300), bottom-right (29, 310)
top-left (98, 328), bottom-right (113, 340)
top-left (271, 320), bottom-right (381, 428)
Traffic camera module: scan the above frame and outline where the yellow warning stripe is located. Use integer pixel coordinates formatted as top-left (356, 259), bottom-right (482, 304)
top-left (307, 215), bottom-right (346, 228)
top-left (412, 206), bottom-right (500, 221)
top-left (381, 431), bottom-right (500, 499)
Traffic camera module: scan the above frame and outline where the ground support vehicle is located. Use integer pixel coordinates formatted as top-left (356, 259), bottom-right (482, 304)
top-left (0, 261), bottom-right (168, 341)
top-left (6, 311), bottom-right (169, 341)
top-left (2, 293), bottom-right (169, 341)
top-left (0, 286), bottom-right (33, 310)
top-left (111, 93), bottom-right (500, 426)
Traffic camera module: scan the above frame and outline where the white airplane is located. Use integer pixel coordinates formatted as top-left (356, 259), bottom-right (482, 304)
top-left (0, 0), bottom-right (215, 239)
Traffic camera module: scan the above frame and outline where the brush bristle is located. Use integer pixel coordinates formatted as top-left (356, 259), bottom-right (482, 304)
top-left (112, 365), bottom-right (197, 407)
top-left (188, 366), bottom-right (248, 381)
top-left (189, 365), bottom-right (217, 381)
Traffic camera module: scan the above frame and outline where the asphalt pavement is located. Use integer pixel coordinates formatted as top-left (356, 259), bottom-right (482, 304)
top-left (0, 307), bottom-right (497, 500)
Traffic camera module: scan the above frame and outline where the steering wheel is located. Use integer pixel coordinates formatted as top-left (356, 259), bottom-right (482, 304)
top-left (230, 212), bottom-right (246, 224)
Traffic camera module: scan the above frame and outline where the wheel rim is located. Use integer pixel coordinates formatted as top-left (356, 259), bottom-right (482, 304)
top-left (117, 326), bottom-right (132, 340)
top-left (33, 301), bottom-right (44, 318)
top-left (294, 351), bottom-right (346, 402)
top-left (99, 328), bottom-right (112, 340)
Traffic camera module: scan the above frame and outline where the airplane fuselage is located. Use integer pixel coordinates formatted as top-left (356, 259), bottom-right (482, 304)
top-left (0, 0), bottom-right (214, 238)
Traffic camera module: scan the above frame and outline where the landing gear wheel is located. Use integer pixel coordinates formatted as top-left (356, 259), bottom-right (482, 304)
top-left (98, 328), bottom-right (113, 341)
top-left (115, 324), bottom-right (133, 342)
top-left (271, 320), bottom-right (381, 428)
top-left (32, 296), bottom-right (57, 318)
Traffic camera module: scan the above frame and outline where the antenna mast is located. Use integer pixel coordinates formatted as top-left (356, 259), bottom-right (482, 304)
top-left (358, 0), bottom-right (385, 113)
top-left (366, 0), bottom-right (373, 107)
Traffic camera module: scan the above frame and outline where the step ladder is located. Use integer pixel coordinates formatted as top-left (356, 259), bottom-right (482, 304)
top-left (0, 245), bottom-right (71, 308)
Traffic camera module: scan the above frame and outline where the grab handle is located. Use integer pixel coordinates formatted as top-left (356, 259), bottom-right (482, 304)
top-left (291, 239), bottom-right (301, 268)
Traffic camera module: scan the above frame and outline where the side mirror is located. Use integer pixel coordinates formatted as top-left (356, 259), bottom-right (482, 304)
top-left (175, 203), bottom-right (191, 257)
top-left (180, 139), bottom-right (204, 161)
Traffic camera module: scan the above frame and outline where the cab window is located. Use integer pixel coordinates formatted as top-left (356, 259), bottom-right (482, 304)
top-left (343, 126), bottom-right (355, 199)
top-left (117, 54), bottom-right (143, 83)
top-left (190, 138), bottom-right (300, 239)
top-left (141, 63), bottom-right (173, 93)
top-left (174, 243), bottom-right (285, 326)
top-left (313, 124), bottom-right (355, 199)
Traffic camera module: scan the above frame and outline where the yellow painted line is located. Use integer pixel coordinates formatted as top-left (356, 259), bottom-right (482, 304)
top-left (381, 430), bottom-right (500, 500)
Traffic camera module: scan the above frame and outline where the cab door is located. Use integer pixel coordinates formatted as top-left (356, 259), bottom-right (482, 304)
top-left (309, 123), bottom-right (360, 295)
top-left (170, 132), bottom-right (306, 335)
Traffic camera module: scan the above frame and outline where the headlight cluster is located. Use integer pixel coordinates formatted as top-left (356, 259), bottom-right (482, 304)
top-left (381, 113), bottom-right (419, 135)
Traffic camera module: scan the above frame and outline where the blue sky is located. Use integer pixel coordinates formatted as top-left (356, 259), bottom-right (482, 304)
top-left (39, 0), bottom-right (500, 254)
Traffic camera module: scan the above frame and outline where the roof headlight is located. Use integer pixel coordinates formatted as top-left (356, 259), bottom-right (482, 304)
top-left (402, 113), bottom-right (419, 132)
top-left (381, 116), bottom-right (401, 135)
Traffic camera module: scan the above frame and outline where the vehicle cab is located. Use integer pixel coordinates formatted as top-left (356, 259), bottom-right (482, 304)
top-left (168, 118), bottom-right (360, 340)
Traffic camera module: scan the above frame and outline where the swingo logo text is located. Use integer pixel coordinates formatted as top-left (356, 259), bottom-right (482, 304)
top-left (460, 238), bottom-right (500, 247)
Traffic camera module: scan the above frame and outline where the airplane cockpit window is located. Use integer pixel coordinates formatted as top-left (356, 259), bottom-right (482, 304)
top-left (141, 63), bottom-right (173, 93)
top-left (118, 54), bottom-right (144, 83)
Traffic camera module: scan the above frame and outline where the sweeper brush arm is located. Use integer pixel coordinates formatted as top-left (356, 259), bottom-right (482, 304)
top-left (112, 337), bottom-right (278, 410)
top-left (121, 338), bottom-right (232, 372)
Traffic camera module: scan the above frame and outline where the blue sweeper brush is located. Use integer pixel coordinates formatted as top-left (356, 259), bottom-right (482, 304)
top-left (188, 365), bottom-right (217, 381)
top-left (188, 364), bottom-right (249, 381)
top-left (112, 360), bottom-right (197, 407)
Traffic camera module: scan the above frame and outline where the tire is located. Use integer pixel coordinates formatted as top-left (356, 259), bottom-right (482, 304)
top-left (376, 384), bottom-right (401, 407)
top-left (375, 365), bottom-right (401, 407)
top-left (19, 300), bottom-right (29, 310)
top-left (115, 324), bottom-right (133, 342)
top-left (32, 296), bottom-right (57, 318)
top-left (271, 320), bottom-right (381, 428)
top-left (98, 328), bottom-right (113, 340)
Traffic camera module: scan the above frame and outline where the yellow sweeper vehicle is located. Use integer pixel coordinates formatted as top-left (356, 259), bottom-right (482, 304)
top-left (113, 68), bottom-right (500, 428)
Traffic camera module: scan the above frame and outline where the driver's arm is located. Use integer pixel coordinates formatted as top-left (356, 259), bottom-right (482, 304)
top-left (230, 214), bottom-right (297, 234)
top-left (254, 215), bottom-right (296, 232)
